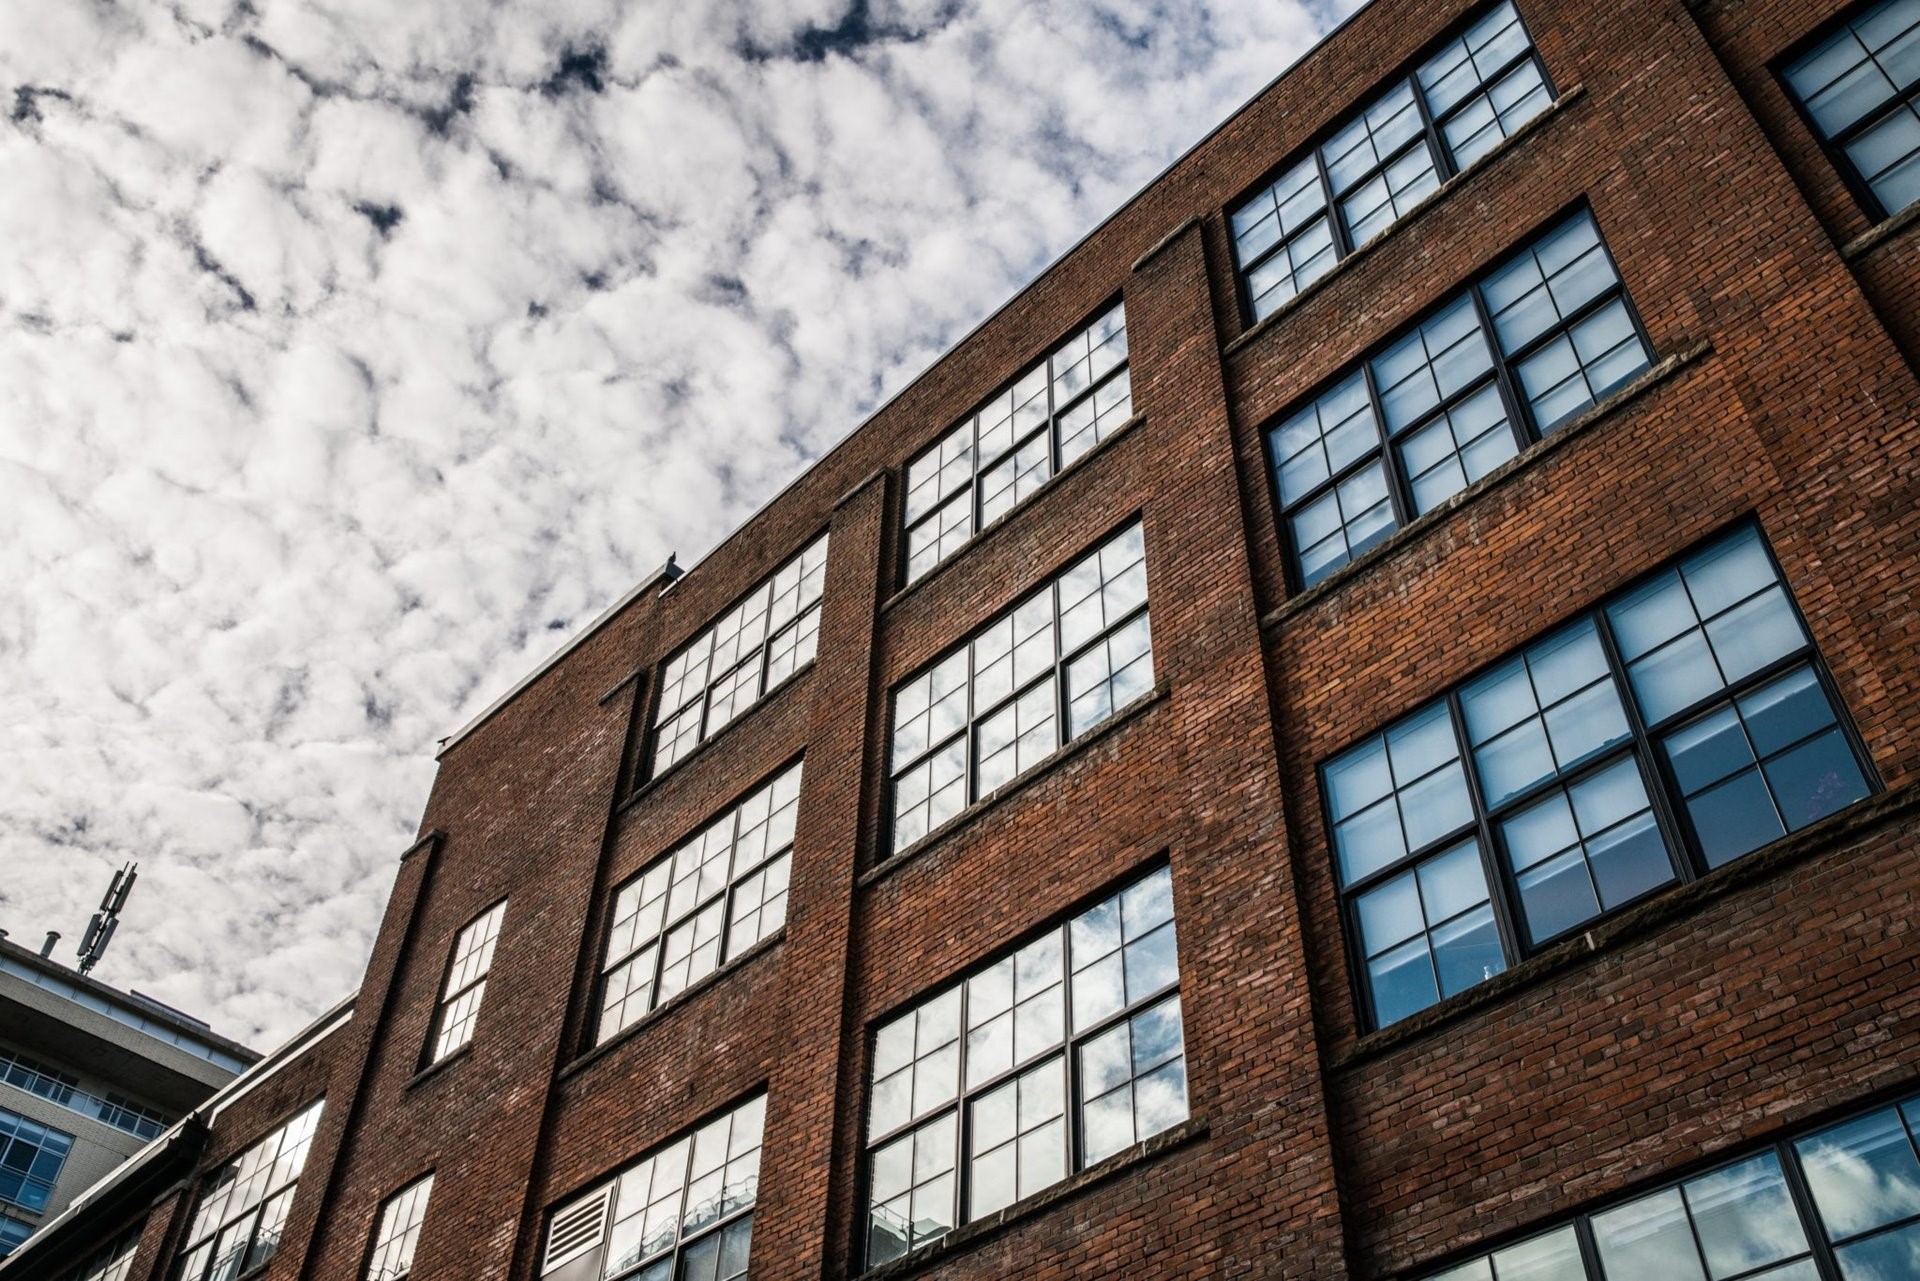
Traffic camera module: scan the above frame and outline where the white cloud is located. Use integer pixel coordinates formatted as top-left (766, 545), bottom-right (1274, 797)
top-left (0, 0), bottom-right (1330, 1048)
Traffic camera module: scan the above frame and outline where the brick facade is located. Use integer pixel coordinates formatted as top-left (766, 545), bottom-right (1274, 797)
top-left (8, 0), bottom-right (1916, 1275)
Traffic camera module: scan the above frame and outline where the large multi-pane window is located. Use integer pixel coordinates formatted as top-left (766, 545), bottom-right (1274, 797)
top-left (365, 1175), bottom-right (434, 1280)
top-left (1325, 524), bottom-right (1873, 1030)
top-left (430, 901), bottom-right (504, 1063)
top-left (540, 1095), bottom-right (764, 1281)
top-left (1422, 1085), bottom-right (1920, 1280)
top-left (176, 1099), bottom-right (323, 1281)
top-left (887, 522), bottom-right (1153, 854)
top-left (862, 866), bottom-right (1189, 1268)
top-left (1268, 208), bottom-right (1650, 589)
top-left (652, 535), bottom-right (829, 776)
top-left (902, 303), bottom-right (1132, 584)
top-left (1230, 2), bottom-right (1553, 321)
top-left (596, 763), bottom-right (802, 1044)
top-left (57, 1231), bottom-right (139, 1279)
top-left (0, 1109), bottom-right (71, 1214)
top-left (1782, 0), bottom-right (1920, 219)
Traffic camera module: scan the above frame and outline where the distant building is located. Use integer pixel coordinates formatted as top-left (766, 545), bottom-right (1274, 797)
top-left (0, 932), bottom-right (258, 1257)
top-left (4, 0), bottom-right (1919, 1274)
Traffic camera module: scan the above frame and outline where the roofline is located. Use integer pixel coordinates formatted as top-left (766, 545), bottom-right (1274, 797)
top-left (429, 0), bottom-right (1383, 761)
top-left (0, 993), bottom-right (356, 1276)
top-left (0, 935), bottom-right (261, 1064)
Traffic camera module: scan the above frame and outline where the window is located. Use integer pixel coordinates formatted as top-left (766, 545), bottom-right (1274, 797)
top-left (596, 763), bottom-right (801, 1044)
top-left (902, 302), bottom-right (1132, 583)
top-left (540, 1094), bottom-right (764, 1280)
top-left (0, 1050), bottom-right (78, 1107)
top-left (100, 1094), bottom-right (167, 1141)
top-left (1268, 208), bottom-right (1650, 588)
top-left (1421, 1085), bottom-right (1920, 1281)
top-left (0, 1049), bottom-right (170, 1141)
top-left (887, 522), bottom-right (1153, 854)
top-left (651, 535), bottom-right (828, 776)
top-left (58, 1230), bottom-right (139, 1279)
top-left (366, 1175), bottom-right (433, 1280)
top-left (0, 1110), bottom-right (71, 1214)
top-left (1, 1214), bottom-right (32, 1258)
top-left (176, 1099), bottom-right (323, 1281)
top-left (430, 901), bottom-right (504, 1062)
top-left (861, 865), bottom-right (1189, 1268)
top-left (1230, 2), bottom-right (1553, 321)
top-left (1325, 524), bottom-right (1872, 1029)
top-left (1782, 0), bottom-right (1920, 219)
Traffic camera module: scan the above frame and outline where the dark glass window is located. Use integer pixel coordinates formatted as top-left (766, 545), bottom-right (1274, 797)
top-left (1422, 1086), bottom-right (1920, 1281)
top-left (596, 763), bottom-right (800, 1044)
top-left (652, 535), bottom-right (828, 776)
top-left (902, 303), bottom-right (1132, 583)
top-left (1230, 2), bottom-right (1553, 322)
top-left (1268, 209), bottom-right (1650, 590)
top-left (1782, 0), bottom-right (1920, 218)
top-left (1325, 524), bottom-right (1872, 1029)
top-left (540, 1095), bottom-right (763, 1280)
top-left (176, 1100), bottom-right (323, 1281)
top-left (0, 1110), bottom-right (71, 1214)
top-left (887, 523), bottom-right (1153, 854)
top-left (0, 1215), bottom-right (33, 1259)
top-left (861, 866), bottom-right (1187, 1269)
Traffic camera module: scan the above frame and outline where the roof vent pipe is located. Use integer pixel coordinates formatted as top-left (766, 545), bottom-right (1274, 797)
top-left (39, 930), bottom-right (60, 959)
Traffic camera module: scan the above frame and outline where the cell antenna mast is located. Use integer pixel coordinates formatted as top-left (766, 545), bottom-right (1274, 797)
top-left (76, 862), bottom-right (137, 976)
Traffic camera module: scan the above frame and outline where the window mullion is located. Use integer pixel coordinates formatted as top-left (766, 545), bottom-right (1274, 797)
top-left (1411, 73), bottom-right (1455, 182)
top-left (1444, 691), bottom-right (1526, 966)
top-left (1588, 608), bottom-right (1698, 885)
top-left (1571, 1214), bottom-right (1605, 1279)
top-left (1313, 149), bottom-right (1353, 259)
top-left (1467, 285), bottom-right (1537, 449)
top-left (1776, 1135), bottom-right (1850, 1281)
top-left (1361, 361), bottom-right (1419, 537)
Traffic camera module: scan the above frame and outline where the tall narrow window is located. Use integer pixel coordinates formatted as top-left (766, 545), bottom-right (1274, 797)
top-left (862, 866), bottom-right (1188, 1268)
top-left (597, 763), bottom-right (801, 1044)
top-left (902, 303), bottom-right (1133, 583)
top-left (431, 901), bottom-right (504, 1062)
top-left (540, 1095), bottom-right (764, 1281)
top-left (1268, 208), bottom-right (1649, 589)
top-left (175, 1100), bottom-right (324, 1281)
top-left (1782, 0), bottom-right (1920, 219)
top-left (1420, 1086), bottom-right (1920, 1281)
top-left (887, 522), bottom-right (1152, 854)
top-left (1325, 523), bottom-right (1872, 1029)
top-left (366, 1175), bottom-right (434, 1280)
top-left (652, 535), bottom-right (828, 776)
top-left (1231, 2), bottom-right (1553, 322)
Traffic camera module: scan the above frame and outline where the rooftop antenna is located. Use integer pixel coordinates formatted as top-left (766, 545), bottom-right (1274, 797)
top-left (76, 862), bottom-right (137, 976)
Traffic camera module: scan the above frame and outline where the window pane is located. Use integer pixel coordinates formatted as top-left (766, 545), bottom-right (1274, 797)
top-left (1795, 1103), bottom-right (1920, 1241)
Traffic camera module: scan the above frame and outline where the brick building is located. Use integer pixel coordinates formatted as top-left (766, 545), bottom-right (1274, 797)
top-left (4, 0), bottom-right (1917, 1272)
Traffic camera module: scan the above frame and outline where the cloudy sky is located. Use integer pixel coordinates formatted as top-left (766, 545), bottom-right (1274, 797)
top-left (0, 0), bottom-right (1344, 1049)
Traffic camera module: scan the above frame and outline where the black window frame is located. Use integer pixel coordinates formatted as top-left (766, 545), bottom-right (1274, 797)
top-left (1260, 202), bottom-right (1654, 595)
top-left (590, 757), bottom-right (802, 1049)
top-left (897, 297), bottom-right (1134, 588)
top-left (883, 517), bottom-right (1155, 858)
top-left (174, 1098), bottom-right (324, 1281)
top-left (1227, 0), bottom-right (1557, 327)
top-left (855, 859), bottom-right (1189, 1272)
top-left (361, 1172), bottom-right (434, 1281)
top-left (642, 529), bottom-right (830, 783)
top-left (1774, 0), bottom-right (1920, 223)
top-left (1414, 1080), bottom-right (1920, 1281)
top-left (1322, 518), bottom-right (1879, 1033)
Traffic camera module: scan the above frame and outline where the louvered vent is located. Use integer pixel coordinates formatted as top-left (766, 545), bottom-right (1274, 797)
top-left (542, 1184), bottom-right (612, 1275)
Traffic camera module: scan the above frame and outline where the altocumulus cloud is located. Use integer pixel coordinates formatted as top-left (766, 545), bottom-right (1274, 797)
top-left (0, 0), bottom-right (1340, 1046)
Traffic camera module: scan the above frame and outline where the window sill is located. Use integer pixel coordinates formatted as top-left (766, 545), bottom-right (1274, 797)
top-left (860, 681), bottom-right (1173, 891)
top-left (558, 930), bottom-right (787, 1082)
top-left (1222, 85), bottom-right (1587, 361)
top-left (404, 1044), bottom-right (471, 1092)
top-left (1841, 199), bottom-right (1920, 260)
top-left (1329, 780), bottom-right (1920, 1069)
top-left (858, 1116), bottom-right (1209, 1280)
top-left (621, 661), bottom-right (816, 816)
top-left (1261, 340), bottom-right (1713, 630)
top-left (882, 414), bottom-right (1146, 617)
